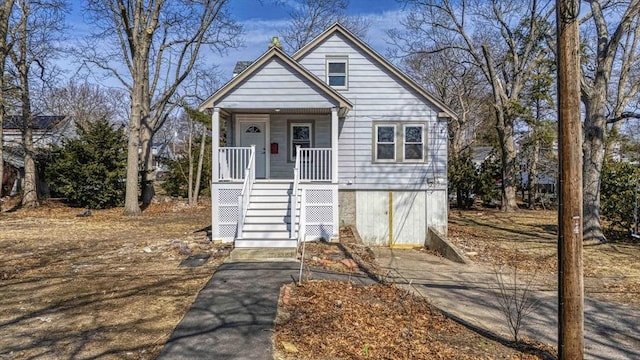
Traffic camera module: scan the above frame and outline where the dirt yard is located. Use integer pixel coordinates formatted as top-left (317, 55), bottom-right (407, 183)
top-left (0, 199), bottom-right (225, 359)
top-left (448, 209), bottom-right (640, 306)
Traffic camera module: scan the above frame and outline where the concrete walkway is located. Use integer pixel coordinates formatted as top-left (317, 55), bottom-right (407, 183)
top-left (373, 247), bottom-right (640, 360)
top-left (157, 261), bottom-right (371, 360)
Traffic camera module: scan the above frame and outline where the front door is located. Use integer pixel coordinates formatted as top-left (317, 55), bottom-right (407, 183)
top-left (239, 121), bottom-right (267, 178)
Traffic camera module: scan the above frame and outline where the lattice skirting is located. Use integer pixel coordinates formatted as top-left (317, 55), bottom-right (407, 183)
top-left (217, 188), bottom-right (241, 240)
top-left (301, 188), bottom-right (335, 240)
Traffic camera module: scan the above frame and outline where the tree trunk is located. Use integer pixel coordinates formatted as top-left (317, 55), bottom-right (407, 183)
top-left (140, 124), bottom-right (155, 206)
top-left (187, 117), bottom-right (194, 204)
top-left (583, 94), bottom-right (607, 242)
top-left (123, 88), bottom-right (142, 216)
top-left (192, 131), bottom-right (206, 205)
top-left (527, 143), bottom-right (540, 210)
top-left (21, 109), bottom-right (38, 207)
top-left (496, 114), bottom-right (519, 212)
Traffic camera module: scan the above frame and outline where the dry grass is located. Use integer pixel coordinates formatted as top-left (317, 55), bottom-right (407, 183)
top-left (0, 199), bottom-right (225, 359)
top-left (449, 209), bottom-right (640, 306)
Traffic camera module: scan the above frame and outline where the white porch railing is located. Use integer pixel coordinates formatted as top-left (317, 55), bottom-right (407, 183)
top-left (219, 147), bottom-right (252, 181)
top-left (237, 145), bottom-right (256, 239)
top-left (299, 148), bottom-right (332, 181)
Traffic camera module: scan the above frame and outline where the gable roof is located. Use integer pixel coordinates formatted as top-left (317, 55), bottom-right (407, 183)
top-left (293, 23), bottom-right (457, 120)
top-left (3, 115), bottom-right (68, 130)
top-left (199, 46), bottom-right (353, 114)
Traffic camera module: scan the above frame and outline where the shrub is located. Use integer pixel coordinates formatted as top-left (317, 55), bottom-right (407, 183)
top-left (601, 159), bottom-right (639, 235)
top-left (45, 119), bottom-right (127, 209)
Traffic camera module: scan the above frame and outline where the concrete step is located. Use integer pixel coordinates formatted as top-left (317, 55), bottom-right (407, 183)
top-left (234, 238), bottom-right (298, 248)
top-left (228, 247), bottom-right (298, 261)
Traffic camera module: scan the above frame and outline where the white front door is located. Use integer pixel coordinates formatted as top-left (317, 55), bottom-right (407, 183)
top-left (239, 121), bottom-right (267, 178)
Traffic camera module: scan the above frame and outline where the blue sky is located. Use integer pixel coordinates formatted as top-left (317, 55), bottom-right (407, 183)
top-left (218, 0), bottom-right (406, 81)
top-left (63, 0), bottom-right (406, 87)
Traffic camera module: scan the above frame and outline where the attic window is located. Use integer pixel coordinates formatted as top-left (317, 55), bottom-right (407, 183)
top-left (326, 57), bottom-right (348, 89)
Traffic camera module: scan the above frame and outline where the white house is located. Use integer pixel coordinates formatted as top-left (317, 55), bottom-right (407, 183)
top-left (200, 24), bottom-right (453, 252)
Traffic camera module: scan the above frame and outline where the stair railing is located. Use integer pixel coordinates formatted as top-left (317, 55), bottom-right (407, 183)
top-left (290, 145), bottom-right (301, 240)
top-left (237, 145), bottom-right (255, 239)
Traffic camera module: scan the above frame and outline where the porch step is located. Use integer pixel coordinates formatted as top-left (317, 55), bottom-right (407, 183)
top-left (242, 222), bottom-right (289, 232)
top-left (244, 216), bottom-right (291, 224)
top-left (240, 230), bottom-right (292, 239)
top-left (249, 201), bottom-right (290, 210)
top-left (252, 181), bottom-right (293, 189)
top-left (234, 238), bottom-right (298, 248)
top-left (228, 247), bottom-right (298, 262)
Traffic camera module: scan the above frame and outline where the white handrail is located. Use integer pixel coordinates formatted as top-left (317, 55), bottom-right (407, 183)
top-left (237, 145), bottom-right (256, 239)
top-left (299, 148), bottom-right (332, 181)
top-left (290, 145), bottom-right (301, 239)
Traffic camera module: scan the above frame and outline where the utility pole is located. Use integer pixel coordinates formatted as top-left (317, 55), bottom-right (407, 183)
top-left (556, 1), bottom-right (584, 358)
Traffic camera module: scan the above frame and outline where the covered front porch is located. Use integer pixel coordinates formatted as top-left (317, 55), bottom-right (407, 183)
top-left (199, 46), bottom-right (352, 248)
top-left (209, 107), bottom-right (342, 247)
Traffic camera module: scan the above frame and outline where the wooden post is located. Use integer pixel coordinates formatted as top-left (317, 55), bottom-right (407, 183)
top-left (331, 107), bottom-right (339, 184)
top-left (556, 1), bottom-right (584, 358)
top-left (212, 108), bottom-right (220, 182)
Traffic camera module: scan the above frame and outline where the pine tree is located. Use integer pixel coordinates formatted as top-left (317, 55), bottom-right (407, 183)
top-left (45, 119), bottom-right (127, 209)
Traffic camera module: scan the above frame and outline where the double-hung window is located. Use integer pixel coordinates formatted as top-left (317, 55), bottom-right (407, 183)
top-left (403, 125), bottom-right (424, 161)
top-left (374, 122), bottom-right (427, 163)
top-left (326, 57), bottom-right (348, 89)
top-left (375, 125), bottom-right (396, 161)
top-left (290, 123), bottom-right (312, 161)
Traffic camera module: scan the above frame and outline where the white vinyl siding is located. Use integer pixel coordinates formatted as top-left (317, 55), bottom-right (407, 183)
top-left (216, 57), bottom-right (338, 109)
top-left (297, 32), bottom-right (447, 191)
top-left (269, 114), bottom-right (331, 179)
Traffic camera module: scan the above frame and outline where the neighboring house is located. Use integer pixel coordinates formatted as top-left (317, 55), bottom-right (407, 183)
top-left (2, 115), bottom-right (74, 196)
top-left (2, 115), bottom-right (73, 148)
top-left (200, 24), bottom-right (454, 251)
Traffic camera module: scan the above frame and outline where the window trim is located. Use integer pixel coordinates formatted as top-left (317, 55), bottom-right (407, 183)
top-left (402, 124), bottom-right (425, 162)
top-left (372, 121), bottom-right (428, 164)
top-left (374, 124), bottom-right (397, 162)
top-left (289, 122), bottom-right (313, 162)
top-left (326, 56), bottom-right (348, 90)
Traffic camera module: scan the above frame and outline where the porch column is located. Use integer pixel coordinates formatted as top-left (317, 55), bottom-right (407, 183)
top-left (331, 107), bottom-right (339, 184)
top-left (211, 108), bottom-right (220, 241)
top-left (212, 108), bottom-right (220, 182)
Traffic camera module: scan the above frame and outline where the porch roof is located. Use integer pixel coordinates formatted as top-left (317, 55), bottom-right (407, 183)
top-left (199, 47), bottom-right (353, 116)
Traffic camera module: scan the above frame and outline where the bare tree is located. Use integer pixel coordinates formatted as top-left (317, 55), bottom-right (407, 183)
top-left (390, 0), bottom-right (554, 212)
top-left (400, 48), bottom-right (487, 156)
top-left (580, 0), bottom-right (640, 241)
top-left (45, 80), bottom-right (127, 130)
top-left (279, 0), bottom-right (369, 53)
top-left (7, 0), bottom-right (66, 208)
top-left (80, 0), bottom-right (241, 215)
top-left (0, 0), bottom-right (15, 211)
